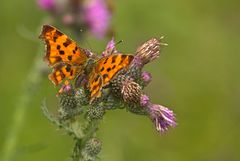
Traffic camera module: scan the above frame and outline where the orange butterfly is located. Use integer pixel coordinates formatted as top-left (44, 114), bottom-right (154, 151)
top-left (39, 25), bottom-right (134, 102)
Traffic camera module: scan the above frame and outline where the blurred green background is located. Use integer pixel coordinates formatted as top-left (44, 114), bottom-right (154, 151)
top-left (1, 0), bottom-right (240, 161)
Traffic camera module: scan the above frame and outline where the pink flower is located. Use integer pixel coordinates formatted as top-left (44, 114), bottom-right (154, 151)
top-left (140, 94), bottom-right (150, 107)
top-left (147, 104), bottom-right (176, 133)
top-left (83, 0), bottom-right (111, 38)
top-left (102, 38), bottom-right (117, 57)
top-left (37, 0), bottom-right (55, 10)
top-left (58, 81), bottom-right (73, 95)
top-left (141, 71), bottom-right (152, 85)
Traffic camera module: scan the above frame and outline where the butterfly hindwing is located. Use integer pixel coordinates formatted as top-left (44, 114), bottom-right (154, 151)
top-left (48, 63), bottom-right (79, 85)
top-left (88, 72), bottom-right (103, 99)
top-left (88, 54), bottom-right (134, 102)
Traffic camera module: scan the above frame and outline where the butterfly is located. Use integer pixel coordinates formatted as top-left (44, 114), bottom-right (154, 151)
top-left (39, 25), bottom-right (134, 102)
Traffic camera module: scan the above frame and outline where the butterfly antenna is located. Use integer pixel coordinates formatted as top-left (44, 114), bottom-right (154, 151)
top-left (115, 40), bottom-right (123, 46)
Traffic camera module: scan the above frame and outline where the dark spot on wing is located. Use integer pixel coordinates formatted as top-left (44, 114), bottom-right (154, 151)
top-left (103, 58), bottom-right (109, 64)
top-left (68, 55), bottom-right (72, 61)
top-left (111, 55), bottom-right (117, 64)
top-left (58, 69), bottom-right (65, 78)
top-left (112, 65), bottom-right (116, 69)
top-left (92, 85), bottom-right (98, 91)
top-left (129, 55), bottom-right (134, 62)
top-left (56, 30), bottom-right (63, 36)
top-left (55, 56), bottom-right (62, 62)
top-left (59, 50), bottom-right (65, 55)
top-left (53, 36), bottom-right (57, 42)
top-left (119, 55), bottom-right (127, 64)
top-left (70, 70), bottom-right (73, 76)
top-left (63, 39), bottom-right (71, 47)
top-left (103, 74), bottom-right (108, 79)
top-left (57, 45), bottom-right (61, 50)
top-left (94, 76), bottom-right (99, 82)
top-left (100, 67), bottom-right (104, 72)
top-left (121, 55), bottom-right (127, 60)
top-left (107, 67), bottom-right (111, 72)
top-left (42, 25), bottom-right (54, 35)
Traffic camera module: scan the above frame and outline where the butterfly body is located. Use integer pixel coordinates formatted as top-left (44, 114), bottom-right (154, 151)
top-left (40, 25), bottom-right (134, 102)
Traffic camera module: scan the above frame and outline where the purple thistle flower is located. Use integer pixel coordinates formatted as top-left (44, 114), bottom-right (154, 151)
top-left (147, 104), bottom-right (176, 133)
top-left (102, 38), bottom-right (117, 57)
top-left (83, 0), bottom-right (111, 38)
top-left (141, 71), bottom-right (152, 85)
top-left (58, 81), bottom-right (73, 95)
top-left (106, 38), bottom-right (115, 50)
top-left (37, 0), bottom-right (55, 10)
top-left (140, 94), bottom-right (150, 107)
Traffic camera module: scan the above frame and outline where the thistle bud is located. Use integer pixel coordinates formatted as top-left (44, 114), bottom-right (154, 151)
top-left (84, 138), bottom-right (102, 156)
top-left (133, 38), bottom-right (161, 67)
top-left (110, 74), bottom-right (129, 97)
top-left (86, 105), bottom-right (105, 121)
top-left (57, 83), bottom-right (83, 119)
top-left (121, 79), bottom-right (142, 105)
top-left (81, 138), bottom-right (102, 161)
top-left (75, 88), bottom-right (90, 106)
top-left (58, 92), bottom-right (79, 119)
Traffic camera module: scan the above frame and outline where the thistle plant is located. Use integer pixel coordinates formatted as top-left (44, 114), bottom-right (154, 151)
top-left (41, 37), bottom-right (176, 161)
top-left (36, 1), bottom-right (175, 161)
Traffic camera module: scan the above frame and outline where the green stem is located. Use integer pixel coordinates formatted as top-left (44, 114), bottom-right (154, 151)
top-left (71, 119), bottom-right (101, 161)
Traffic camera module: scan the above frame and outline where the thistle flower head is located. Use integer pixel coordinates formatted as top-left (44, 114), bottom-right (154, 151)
top-left (147, 104), bottom-right (176, 133)
top-left (37, 0), bottom-right (55, 11)
top-left (133, 38), bottom-right (160, 67)
top-left (58, 80), bottom-right (73, 95)
top-left (102, 37), bottom-right (117, 57)
top-left (140, 94), bottom-right (150, 107)
top-left (141, 71), bottom-right (152, 86)
top-left (83, 0), bottom-right (111, 38)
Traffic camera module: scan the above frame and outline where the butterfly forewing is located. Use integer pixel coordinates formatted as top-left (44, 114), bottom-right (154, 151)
top-left (39, 25), bottom-right (88, 85)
